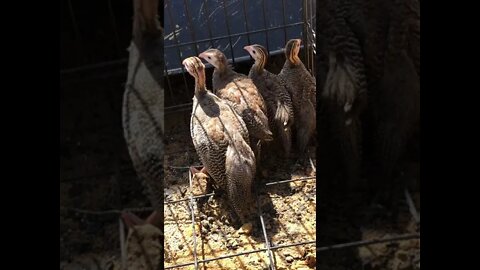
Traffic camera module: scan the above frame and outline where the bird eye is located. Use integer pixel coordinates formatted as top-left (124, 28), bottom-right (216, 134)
top-left (253, 51), bottom-right (256, 54)
top-left (208, 56), bottom-right (211, 59)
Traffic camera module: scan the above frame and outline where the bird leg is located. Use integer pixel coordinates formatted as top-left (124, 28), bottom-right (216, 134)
top-left (256, 140), bottom-right (262, 164)
top-left (252, 139), bottom-right (268, 179)
top-left (145, 211), bottom-right (163, 228)
top-left (294, 147), bottom-right (309, 169)
top-left (190, 166), bottom-right (213, 192)
top-left (121, 212), bottom-right (145, 227)
top-left (190, 166), bottom-right (216, 207)
top-left (121, 210), bottom-right (162, 229)
top-left (189, 166), bottom-right (208, 175)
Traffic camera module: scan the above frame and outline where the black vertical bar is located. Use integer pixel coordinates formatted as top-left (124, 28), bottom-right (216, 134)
top-left (107, 0), bottom-right (122, 57)
top-left (241, 0), bottom-right (252, 46)
top-left (158, 0), bottom-right (164, 28)
top-left (261, 0), bottom-right (270, 52)
top-left (166, 0), bottom-right (190, 100)
top-left (221, 0), bottom-right (236, 64)
top-left (281, 0), bottom-right (288, 45)
top-left (183, 0), bottom-right (200, 56)
top-left (203, 0), bottom-right (215, 48)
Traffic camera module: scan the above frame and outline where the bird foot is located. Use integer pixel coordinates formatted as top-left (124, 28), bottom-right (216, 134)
top-left (190, 166), bottom-right (210, 184)
top-left (191, 167), bottom-right (209, 186)
top-left (190, 166), bottom-right (208, 175)
top-left (121, 210), bottom-right (162, 229)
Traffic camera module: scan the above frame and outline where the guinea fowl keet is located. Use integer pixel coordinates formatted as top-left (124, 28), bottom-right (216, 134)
top-left (198, 49), bottom-right (272, 167)
top-left (317, 0), bottom-right (368, 187)
top-left (184, 56), bottom-right (256, 225)
top-left (244, 44), bottom-right (295, 158)
top-left (277, 39), bottom-right (316, 158)
top-left (369, 0), bottom-right (420, 204)
top-left (121, 0), bottom-right (163, 229)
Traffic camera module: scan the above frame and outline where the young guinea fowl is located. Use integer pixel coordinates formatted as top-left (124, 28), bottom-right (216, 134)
top-left (277, 39), bottom-right (316, 157)
top-left (244, 44), bottom-right (295, 158)
top-left (317, 0), bottom-right (368, 187)
top-left (121, 0), bottom-right (163, 229)
top-left (280, 39), bottom-right (317, 110)
top-left (198, 49), bottom-right (272, 167)
top-left (369, 0), bottom-right (420, 205)
top-left (184, 56), bottom-right (256, 225)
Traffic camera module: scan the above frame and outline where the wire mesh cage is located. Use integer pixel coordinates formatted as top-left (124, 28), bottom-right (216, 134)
top-left (164, 0), bottom-right (316, 110)
top-left (164, 0), bottom-right (315, 72)
top-left (60, 0), bottom-right (420, 269)
top-left (162, 1), bottom-right (317, 269)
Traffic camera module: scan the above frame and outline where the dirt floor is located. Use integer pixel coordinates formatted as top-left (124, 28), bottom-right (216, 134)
top-left (317, 185), bottom-right (420, 270)
top-left (60, 73), bottom-right (153, 269)
top-left (163, 111), bottom-right (317, 270)
top-left (163, 108), bottom-right (419, 270)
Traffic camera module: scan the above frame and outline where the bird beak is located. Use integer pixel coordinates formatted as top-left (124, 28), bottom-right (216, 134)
top-left (182, 58), bottom-right (193, 73)
top-left (243, 45), bottom-right (252, 51)
top-left (198, 52), bottom-right (208, 60)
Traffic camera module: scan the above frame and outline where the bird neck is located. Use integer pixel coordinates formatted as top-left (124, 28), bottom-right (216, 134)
top-left (285, 46), bottom-right (301, 66)
top-left (194, 71), bottom-right (207, 96)
top-left (253, 58), bottom-right (265, 74)
top-left (215, 64), bottom-right (234, 80)
top-left (217, 57), bottom-right (232, 73)
top-left (288, 54), bottom-right (301, 66)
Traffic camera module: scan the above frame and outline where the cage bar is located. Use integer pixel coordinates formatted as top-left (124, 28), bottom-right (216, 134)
top-left (221, 0), bottom-right (236, 64)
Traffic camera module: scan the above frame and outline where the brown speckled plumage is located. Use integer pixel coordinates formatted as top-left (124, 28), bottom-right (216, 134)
top-left (317, 0), bottom-right (367, 184)
top-left (199, 49), bottom-right (273, 145)
top-left (369, 0), bottom-right (420, 189)
top-left (184, 57), bottom-right (256, 223)
top-left (244, 44), bottom-right (295, 157)
top-left (277, 39), bottom-right (316, 155)
top-left (122, 0), bottom-right (163, 215)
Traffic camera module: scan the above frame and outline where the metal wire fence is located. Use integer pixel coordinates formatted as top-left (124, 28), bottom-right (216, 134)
top-left (60, 1), bottom-right (420, 269)
top-left (164, 0), bottom-right (316, 107)
top-left (61, 162), bottom-right (420, 269)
